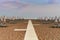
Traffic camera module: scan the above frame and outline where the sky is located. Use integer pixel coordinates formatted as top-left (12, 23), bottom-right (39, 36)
top-left (0, 0), bottom-right (60, 19)
top-left (20, 0), bottom-right (60, 4)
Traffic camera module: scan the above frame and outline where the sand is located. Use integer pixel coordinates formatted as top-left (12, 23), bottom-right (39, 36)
top-left (0, 19), bottom-right (60, 40)
top-left (32, 20), bottom-right (60, 40)
top-left (0, 20), bottom-right (28, 40)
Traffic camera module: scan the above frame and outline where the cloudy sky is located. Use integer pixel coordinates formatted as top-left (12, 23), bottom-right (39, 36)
top-left (0, 0), bottom-right (60, 18)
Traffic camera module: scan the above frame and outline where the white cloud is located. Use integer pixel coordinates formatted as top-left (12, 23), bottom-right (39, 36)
top-left (0, 1), bottom-right (28, 10)
top-left (17, 4), bottom-right (60, 17)
top-left (0, 3), bottom-right (17, 9)
top-left (0, 1), bottom-right (60, 18)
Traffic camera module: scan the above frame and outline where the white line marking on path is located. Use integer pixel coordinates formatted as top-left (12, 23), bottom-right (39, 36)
top-left (14, 29), bottom-right (26, 31)
top-left (24, 20), bottom-right (38, 40)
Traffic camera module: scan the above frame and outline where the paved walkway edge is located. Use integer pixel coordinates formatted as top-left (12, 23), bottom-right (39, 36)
top-left (24, 20), bottom-right (38, 40)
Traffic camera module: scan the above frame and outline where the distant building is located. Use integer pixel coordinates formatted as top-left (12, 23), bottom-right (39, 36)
top-left (54, 16), bottom-right (58, 22)
top-left (12, 16), bottom-right (16, 20)
top-left (44, 17), bottom-right (48, 21)
top-left (1, 16), bottom-right (6, 23)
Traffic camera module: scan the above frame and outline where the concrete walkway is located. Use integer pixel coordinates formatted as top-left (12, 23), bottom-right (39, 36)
top-left (24, 20), bottom-right (38, 40)
top-left (14, 29), bottom-right (26, 31)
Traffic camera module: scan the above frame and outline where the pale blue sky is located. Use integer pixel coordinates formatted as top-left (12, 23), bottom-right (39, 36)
top-left (20, 0), bottom-right (48, 4)
top-left (0, 0), bottom-right (60, 18)
top-left (20, 0), bottom-right (60, 4)
top-left (0, 0), bottom-right (60, 4)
